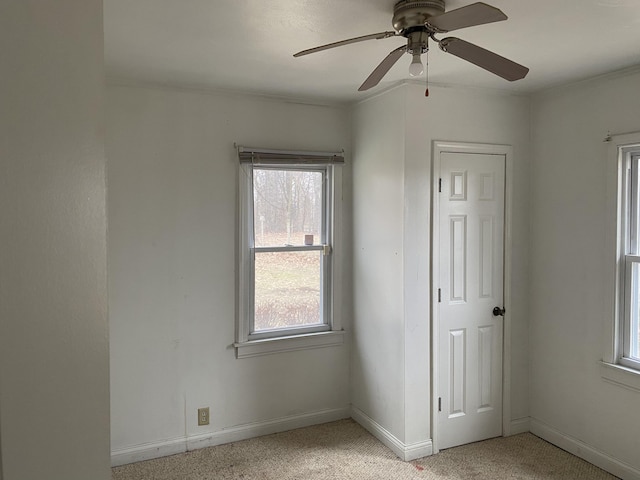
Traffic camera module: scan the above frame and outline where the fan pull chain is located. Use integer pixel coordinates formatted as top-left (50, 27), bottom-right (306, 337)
top-left (425, 54), bottom-right (429, 97)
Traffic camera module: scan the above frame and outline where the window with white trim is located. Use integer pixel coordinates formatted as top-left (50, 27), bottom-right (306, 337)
top-left (617, 144), bottom-right (640, 370)
top-left (236, 147), bottom-right (344, 357)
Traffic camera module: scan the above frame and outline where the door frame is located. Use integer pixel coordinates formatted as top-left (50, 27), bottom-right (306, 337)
top-left (431, 141), bottom-right (514, 454)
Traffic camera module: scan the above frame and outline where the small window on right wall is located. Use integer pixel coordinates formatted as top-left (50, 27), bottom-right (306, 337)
top-left (617, 143), bottom-right (640, 370)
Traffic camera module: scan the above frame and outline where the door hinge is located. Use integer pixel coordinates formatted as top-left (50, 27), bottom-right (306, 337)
top-left (439, 178), bottom-right (442, 193)
top-left (438, 397), bottom-right (442, 412)
top-left (438, 288), bottom-right (441, 303)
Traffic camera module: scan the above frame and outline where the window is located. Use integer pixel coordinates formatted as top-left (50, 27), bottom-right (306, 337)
top-left (236, 147), bottom-right (344, 358)
top-left (618, 144), bottom-right (640, 370)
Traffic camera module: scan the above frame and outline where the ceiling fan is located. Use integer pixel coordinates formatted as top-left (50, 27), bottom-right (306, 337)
top-left (293, 0), bottom-right (529, 92)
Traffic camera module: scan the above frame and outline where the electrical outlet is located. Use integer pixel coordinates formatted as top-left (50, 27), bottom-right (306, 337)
top-left (198, 407), bottom-right (209, 426)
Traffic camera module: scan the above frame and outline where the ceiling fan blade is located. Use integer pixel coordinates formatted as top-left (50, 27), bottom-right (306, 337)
top-left (427, 2), bottom-right (507, 33)
top-left (294, 31), bottom-right (398, 57)
top-left (439, 37), bottom-right (529, 81)
top-left (358, 46), bottom-right (407, 91)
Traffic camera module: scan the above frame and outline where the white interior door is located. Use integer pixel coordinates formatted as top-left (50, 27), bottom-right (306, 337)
top-left (436, 151), bottom-right (505, 450)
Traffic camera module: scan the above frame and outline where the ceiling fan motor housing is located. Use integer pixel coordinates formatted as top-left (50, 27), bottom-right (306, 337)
top-left (392, 0), bottom-right (446, 31)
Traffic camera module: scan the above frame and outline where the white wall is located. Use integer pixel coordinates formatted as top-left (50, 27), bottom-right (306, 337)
top-left (530, 67), bottom-right (640, 476)
top-left (351, 86), bottom-right (408, 441)
top-left (404, 83), bottom-right (532, 430)
top-left (0, 1), bottom-right (110, 479)
top-left (107, 84), bottom-right (352, 461)
top-left (351, 83), bottom-right (531, 449)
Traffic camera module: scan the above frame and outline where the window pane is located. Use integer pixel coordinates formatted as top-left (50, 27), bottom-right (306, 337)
top-left (253, 169), bottom-right (323, 247)
top-left (254, 251), bottom-right (322, 331)
top-left (631, 262), bottom-right (640, 360)
top-left (631, 155), bottom-right (640, 255)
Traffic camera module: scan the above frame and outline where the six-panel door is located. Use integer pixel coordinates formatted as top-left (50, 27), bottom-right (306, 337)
top-left (437, 151), bottom-right (505, 450)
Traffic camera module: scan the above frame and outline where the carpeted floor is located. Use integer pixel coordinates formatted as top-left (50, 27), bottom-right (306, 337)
top-left (112, 419), bottom-right (619, 479)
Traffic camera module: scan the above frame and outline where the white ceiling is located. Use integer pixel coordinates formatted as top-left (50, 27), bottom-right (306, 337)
top-left (104, 0), bottom-right (640, 103)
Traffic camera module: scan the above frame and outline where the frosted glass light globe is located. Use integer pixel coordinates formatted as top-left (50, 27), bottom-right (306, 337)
top-left (409, 54), bottom-right (424, 77)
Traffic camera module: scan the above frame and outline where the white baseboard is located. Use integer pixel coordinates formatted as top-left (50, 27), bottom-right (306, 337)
top-left (509, 417), bottom-right (531, 435)
top-left (186, 407), bottom-right (351, 451)
top-left (530, 418), bottom-right (640, 480)
top-left (351, 406), bottom-right (433, 461)
top-left (111, 436), bottom-right (188, 467)
top-left (111, 406), bottom-right (351, 467)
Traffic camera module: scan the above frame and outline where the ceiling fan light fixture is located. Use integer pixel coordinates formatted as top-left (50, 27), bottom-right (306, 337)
top-left (409, 53), bottom-right (424, 76)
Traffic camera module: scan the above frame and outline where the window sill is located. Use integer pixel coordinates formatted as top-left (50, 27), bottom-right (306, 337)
top-left (600, 361), bottom-right (640, 393)
top-left (234, 330), bottom-right (345, 359)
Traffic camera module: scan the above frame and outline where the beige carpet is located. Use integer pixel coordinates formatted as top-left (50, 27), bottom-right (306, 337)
top-left (112, 419), bottom-right (618, 479)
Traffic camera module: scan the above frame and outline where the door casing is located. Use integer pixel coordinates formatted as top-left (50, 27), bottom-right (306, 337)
top-left (431, 141), bottom-right (514, 454)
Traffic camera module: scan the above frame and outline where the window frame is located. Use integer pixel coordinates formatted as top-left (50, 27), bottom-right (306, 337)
top-left (235, 148), bottom-right (344, 358)
top-left (618, 149), bottom-right (640, 370)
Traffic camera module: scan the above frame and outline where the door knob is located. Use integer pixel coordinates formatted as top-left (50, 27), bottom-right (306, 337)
top-left (492, 306), bottom-right (505, 317)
